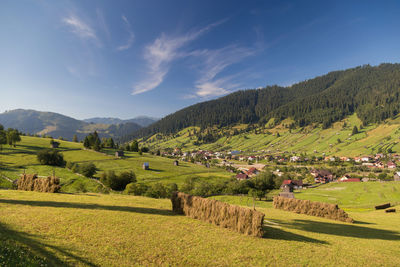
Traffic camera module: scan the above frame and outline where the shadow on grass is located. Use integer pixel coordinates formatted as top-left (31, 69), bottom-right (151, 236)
top-left (263, 226), bottom-right (328, 244)
top-left (1, 145), bottom-right (81, 155)
top-left (271, 219), bottom-right (400, 241)
top-left (0, 199), bottom-right (174, 216)
top-left (148, 168), bottom-right (165, 172)
top-left (0, 222), bottom-right (97, 266)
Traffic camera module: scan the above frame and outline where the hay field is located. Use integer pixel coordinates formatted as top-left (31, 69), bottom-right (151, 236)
top-left (142, 114), bottom-right (400, 156)
top-left (0, 136), bottom-right (231, 192)
top-left (1, 190), bottom-right (399, 266)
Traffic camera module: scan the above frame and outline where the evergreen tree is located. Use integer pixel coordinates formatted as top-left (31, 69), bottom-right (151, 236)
top-left (352, 126), bottom-right (359, 135)
top-left (73, 134), bottom-right (78, 142)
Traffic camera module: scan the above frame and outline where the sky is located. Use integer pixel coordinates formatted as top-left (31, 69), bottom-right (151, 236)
top-left (1, 0), bottom-right (400, 120)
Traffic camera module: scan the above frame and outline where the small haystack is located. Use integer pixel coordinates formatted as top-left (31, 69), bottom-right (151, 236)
top-left (273, 196), bottom-right (353, 223)
top-left (375, 203), bottom-right (391, 210)
top-left (142, 162), bottom-right (149, 170)
top-left (171, 192), bottom-right (265, 237)
top-left (17, 174), bottom-right (60, 193)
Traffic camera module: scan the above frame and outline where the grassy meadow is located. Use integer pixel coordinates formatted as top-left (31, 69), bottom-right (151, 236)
top-left (142, 114), bottom-right (400, 156)
top-left (1, 189), bottom-right (399, 266)
top-left (0, 136), bottom-right (232, 193)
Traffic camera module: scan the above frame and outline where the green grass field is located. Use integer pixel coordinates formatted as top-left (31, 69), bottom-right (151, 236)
top-left (1, 189), bottom-right (399, 266)
top-left (143, 114), bottom-right (400, 156)
top-left (0, 136), bottom-right (232, 193)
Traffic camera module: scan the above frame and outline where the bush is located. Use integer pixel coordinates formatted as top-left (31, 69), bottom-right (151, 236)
top-left (79, 163), bottom-right (97, 177)
top-left (101, 170), bottom-right (136, 191)
top-left (145, 183), bottom-right (168, 198)
top-left (37, 149), bottom-right (64, 166)
top-left (66, 161), bottom-right (74, 169)
top-left (125, 183), bottom-right (148, 195)
top-left (71, 163), bottom-right (80, 173)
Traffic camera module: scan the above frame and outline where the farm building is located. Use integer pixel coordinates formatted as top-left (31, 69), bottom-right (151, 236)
top-left (173, 160), bottom-right (179, 166)
top-left (394, 172), bottom-right (400, 181)
top-left (142, 162), bottom-right (149, 170)
top-left (115, 151), bottom-right (124, 157)
top-left (236, 173), bottom-right (249, 180)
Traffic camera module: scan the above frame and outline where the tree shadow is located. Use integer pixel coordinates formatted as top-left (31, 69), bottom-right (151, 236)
top-left (0, 222), bottom-right (97, 266)
top-left (148, 168), bottom-right (165, 172)
top-left (0, 199), bottom-right (174, 216)
top-left (262, 225), bottom-right (328, 244)
top-left (270, 219), bottom-right (400, 241)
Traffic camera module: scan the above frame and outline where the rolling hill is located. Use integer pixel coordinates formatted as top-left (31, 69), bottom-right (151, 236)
top-left (132, 63), bottom-right (400, 139)
top-left (0, 109), bottom-right (142, 141)
top-left (83, 116), bottom-right (158, 127)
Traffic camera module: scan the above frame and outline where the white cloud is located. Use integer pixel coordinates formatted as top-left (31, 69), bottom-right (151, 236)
top-left (63, 14), bottom-right (98, 42)
top-left (132, 20), bottom-right (226, 95)
top-left (193, 45), bottom-right (255, 97)
top-left (117, 15), bottom-right (135, 51)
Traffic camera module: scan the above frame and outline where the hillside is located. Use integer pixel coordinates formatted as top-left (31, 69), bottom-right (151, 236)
top-left (0, 109), bottom-right (142, 141)
top-left (0, 136), bottom-right (231, 192)
top-left (1, 189), bottom-right (399, 266)
top-left (141, 113), bottom-right (400, 156)
top-left (83, 116), bottom-right (158, 127)
top-left (132, 63), bottom-right (400, 142)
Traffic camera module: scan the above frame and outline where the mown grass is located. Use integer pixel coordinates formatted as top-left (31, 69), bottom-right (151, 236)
top-left (294, 181), bottom-right (400, 211)
top-left (0, 189), bottom-right (399, 266)
top-left (0, 136), bottom-right (232, 193)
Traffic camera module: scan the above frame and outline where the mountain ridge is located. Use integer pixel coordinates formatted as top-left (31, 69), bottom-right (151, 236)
top-left (0, 109), bottom-right (142, 141)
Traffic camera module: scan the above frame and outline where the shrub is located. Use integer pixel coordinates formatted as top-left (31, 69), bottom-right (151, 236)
top-left (145, 183), bottom-right (168, 198)
top-left (66, 161), bottom-right (74, 169)
top-left (79, 163), bottom-right (97, 177)
top-left (101, 170), bottom-right (136, 191)
top-left (125, 183), bottom-right (148, 195)
top-left (71, 163), bottom-right (80, 173)
top-left (37, 149), bottom-right (64, 166)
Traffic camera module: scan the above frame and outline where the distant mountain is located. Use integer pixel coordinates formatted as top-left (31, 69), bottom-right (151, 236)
top-left (131, 63), bottom-right (400, 139)
top-left (83, 116), bottom-right (158, 127)
top-left (0, 109), bottom-right (142, 141)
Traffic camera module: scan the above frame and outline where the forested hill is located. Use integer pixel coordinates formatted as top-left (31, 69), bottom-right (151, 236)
top-left (132, 63), bottom-right (400, 139)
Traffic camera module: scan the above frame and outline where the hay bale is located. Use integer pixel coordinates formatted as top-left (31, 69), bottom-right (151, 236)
top-left (17, 174), bottom-right (60, 193)
top-left (375, 203), bottom-right (391, 210)
top-left (385, 208), bottom-right (396, 213)
top-left (171, 192), bottom-right (265, 237)
top-left (273, 196), bottom-right (353, 223)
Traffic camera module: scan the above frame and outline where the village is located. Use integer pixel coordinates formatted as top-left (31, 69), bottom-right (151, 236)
top-left (157, 148), bottom-right (400, 185)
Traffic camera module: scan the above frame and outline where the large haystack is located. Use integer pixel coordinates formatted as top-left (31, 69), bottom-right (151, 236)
top-left (17, 174), bottom-right (60, 193)
top-left (273, 196), bottom-right (353, 223)
top-left (171, 192), bottom-right (265, 237)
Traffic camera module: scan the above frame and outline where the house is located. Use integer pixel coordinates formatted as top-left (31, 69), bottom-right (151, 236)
top-left (280, 179), bottom-right (303, 190)
top-left (115, 151), bottom-right (124, 157)
top-left (387, 161), bottom-right (397, 169)
top-left (246, 167), bottom-right (259, 177)
top-left (361, 156), bottom-right (371, 162)
top-left (310, 169), bottom-right (333, 183)
top-left (394, 172), bottom-right (400, 182)
top-left (290, 156), bottom-right (300, 162)
top-left (374, 161), bottom-right (384, 168)
top-left (50, 141), bottom-right (60, 148)
top-left (236, 173), bottom-right (249, 180)
top-left (142, 162), bottom-right (149, 170)
top-left (173, 160), bottom-right (179, 166)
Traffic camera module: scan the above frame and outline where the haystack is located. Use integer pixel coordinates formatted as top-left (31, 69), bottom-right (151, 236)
top-left (273, 196), bottom-right (353, 223)
top-left (17, 174), bottom-right (60, 193)
top-left (171, 192), bottom-right (265, 237)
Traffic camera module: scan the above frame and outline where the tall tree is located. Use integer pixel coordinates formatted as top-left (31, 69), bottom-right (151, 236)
top-left (6, 128), bottom-right (21, 147)
top-left (73, 134), bottom-right (78, 142)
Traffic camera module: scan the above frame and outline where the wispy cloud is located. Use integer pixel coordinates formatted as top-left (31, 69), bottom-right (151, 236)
top-left (132, 19), bottom-right (227, 95)
top-left (96, 8), bottom-right (110, 40)
top-left (117, 15), bottom-right (135, 51)
top-left (63, 14), bottom-right (98, 42)
top-left (192, 45), bottom-right (255, 97)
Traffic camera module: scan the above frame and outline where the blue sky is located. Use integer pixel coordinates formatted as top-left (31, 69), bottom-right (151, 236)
top-left (1, 0), bottom-right (400, 120)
